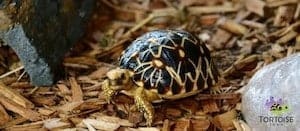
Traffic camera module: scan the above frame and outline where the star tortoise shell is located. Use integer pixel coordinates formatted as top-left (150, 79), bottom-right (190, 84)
top-left (119, 30), bottom-right (218, 97)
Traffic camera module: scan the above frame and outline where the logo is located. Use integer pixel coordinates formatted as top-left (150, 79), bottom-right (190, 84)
top-left (265, 96), bottom-right (289, 116)
top-left (258, 96), bottom-right (295, 126)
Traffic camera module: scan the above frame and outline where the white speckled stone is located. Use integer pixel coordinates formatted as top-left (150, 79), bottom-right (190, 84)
top-left (242, 53), bottom-right (300, 131)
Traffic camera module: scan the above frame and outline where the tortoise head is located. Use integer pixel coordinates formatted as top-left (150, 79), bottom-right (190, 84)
top-left (106, 68), bottom-right (134, 87)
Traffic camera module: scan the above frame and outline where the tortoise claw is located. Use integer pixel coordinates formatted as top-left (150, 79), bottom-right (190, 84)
top-left (210, 77), bottom-right (226, 94)
top-left (210, 86), bottom-right (221, 94)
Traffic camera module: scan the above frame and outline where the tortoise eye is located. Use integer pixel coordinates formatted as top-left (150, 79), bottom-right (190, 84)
top-left (120, 73), bottom-right (126, 79)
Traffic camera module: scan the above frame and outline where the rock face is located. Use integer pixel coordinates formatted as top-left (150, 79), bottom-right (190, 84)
top-left (0, 0), bottom-right (95, 85)
top-left (242, 53), bottom-right (300, 131)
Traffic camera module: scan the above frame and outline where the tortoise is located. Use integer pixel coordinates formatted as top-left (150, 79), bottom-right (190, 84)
top-left (101, 29), bottom-right (219, 126)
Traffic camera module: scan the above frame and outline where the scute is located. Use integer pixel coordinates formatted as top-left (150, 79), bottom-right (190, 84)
top-left (119, 29), bottom-right (218, 97)
top-left (161, 48), bottom-right (179, 69)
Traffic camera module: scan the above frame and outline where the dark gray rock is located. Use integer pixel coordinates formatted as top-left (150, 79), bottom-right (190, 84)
top-left (0, 0), bottom-right (95, 85)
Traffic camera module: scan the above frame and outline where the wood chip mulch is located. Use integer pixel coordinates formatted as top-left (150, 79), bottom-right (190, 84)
top-left (0, 0), bottom-right (299, 130)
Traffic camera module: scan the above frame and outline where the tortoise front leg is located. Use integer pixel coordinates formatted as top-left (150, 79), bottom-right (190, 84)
top-left (101, 79), bottom-right (119, 103)
top-left (134, 87), bottom-right (157, 126)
